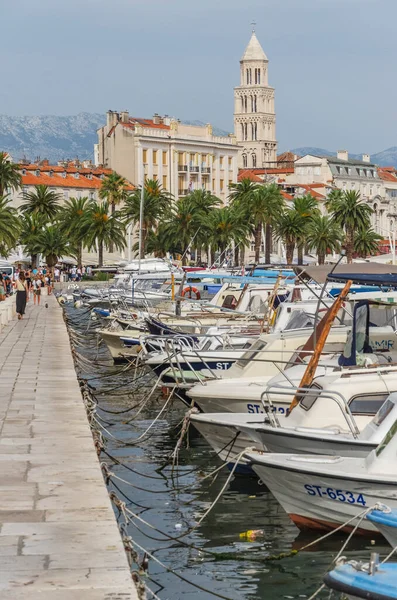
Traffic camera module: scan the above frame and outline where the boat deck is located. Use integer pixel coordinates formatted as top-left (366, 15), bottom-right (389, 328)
top-left (0, 296), bottom-right (137, 599)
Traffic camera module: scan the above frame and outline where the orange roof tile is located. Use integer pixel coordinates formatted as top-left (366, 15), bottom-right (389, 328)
top-left (378, 168), bottom-right (397, 182)
top-left (21, 172), bottom-right (134, 191)
top-left (237, 169), bottom-right (263, 183)
top-left (281, 191), bottom-right (294, 200)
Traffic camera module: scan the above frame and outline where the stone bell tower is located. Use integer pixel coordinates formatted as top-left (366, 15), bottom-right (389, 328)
top-left (234, 28), bottom-right (277, 169)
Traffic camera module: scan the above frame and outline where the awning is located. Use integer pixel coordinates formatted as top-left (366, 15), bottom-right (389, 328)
top-left (294, 263), bottom-right (397, 285)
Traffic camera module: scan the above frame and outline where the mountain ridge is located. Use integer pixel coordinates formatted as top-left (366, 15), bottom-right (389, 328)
top-left (0, 113), bottom-right (230, 163)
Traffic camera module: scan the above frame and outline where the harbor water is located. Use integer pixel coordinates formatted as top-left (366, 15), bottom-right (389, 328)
top-left (68, 305), bottom-right (390, 600)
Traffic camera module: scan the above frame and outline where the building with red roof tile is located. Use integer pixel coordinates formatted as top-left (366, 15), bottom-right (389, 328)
top-left (96, 110), bottom-right (238, 202)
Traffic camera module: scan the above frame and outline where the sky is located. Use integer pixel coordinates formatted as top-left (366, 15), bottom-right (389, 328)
top-left (2, 0), bottom-right (396, 153)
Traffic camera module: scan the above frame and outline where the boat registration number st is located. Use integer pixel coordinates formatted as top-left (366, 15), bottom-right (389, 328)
top-left (247, 403), bottom-right (285, 414)
top-left (304, 484), bottom-right (366, 506)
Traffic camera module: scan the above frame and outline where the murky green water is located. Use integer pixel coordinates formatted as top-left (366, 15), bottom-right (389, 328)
top-left (66, 306), bottom-right (390, 600)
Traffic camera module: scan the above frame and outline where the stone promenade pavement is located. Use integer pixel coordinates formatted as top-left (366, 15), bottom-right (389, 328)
top-left (0, 296), bottom-right (137, 599)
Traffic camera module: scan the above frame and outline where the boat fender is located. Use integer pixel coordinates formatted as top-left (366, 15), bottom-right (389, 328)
top-left (181, 286), bottom-right (201, 300)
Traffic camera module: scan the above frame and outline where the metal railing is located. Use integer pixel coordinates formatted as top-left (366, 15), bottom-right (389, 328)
top-left (260, 382), bottom-right (360, 438)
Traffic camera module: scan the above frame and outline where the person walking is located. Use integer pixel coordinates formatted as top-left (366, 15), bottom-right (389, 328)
top-left (33, 276), bottom-right (42, 306)
top-left (16, 272), bottom-right (28, 320)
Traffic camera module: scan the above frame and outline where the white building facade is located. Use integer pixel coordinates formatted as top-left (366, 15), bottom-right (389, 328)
top-left (96, 112), bottom-right (238, 202)
top-left (234, 31), bottom-right (277, 169)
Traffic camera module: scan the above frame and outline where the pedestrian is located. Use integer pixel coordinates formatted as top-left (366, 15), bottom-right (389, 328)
top-left (54, 267), bottom-right (60, 283)
top-left (25, 271), bottom-right (32, 299)
top-left (33, 276), bottom-right (42, 306)
top-left (77, 266), bottom-right (82, 281)
top-left (0, 275), bottom-right (5, 302)
top-left (45, 273), bottom-right (52, 295)
top-left (16, 272), bottom-right (28, 319)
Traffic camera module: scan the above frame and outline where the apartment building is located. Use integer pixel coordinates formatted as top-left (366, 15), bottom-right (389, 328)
top-left (95, 111), bottom-right (238, 202)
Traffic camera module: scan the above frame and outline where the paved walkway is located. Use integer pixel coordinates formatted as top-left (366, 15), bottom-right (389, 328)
top-left (0, 296), bottom-right (138, 599)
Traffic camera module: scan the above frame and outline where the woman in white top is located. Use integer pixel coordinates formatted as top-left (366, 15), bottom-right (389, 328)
top-left (16, 272), bottom-right (28, 319)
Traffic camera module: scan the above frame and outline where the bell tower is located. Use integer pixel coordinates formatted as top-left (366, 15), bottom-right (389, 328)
top-left (234, 27), bottom-right (277, 169)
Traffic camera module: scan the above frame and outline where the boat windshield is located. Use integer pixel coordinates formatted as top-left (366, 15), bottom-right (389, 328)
top-left (284, 310), bottom-right (315, 331)
top-left (236, 339), bottom-right (267, 368)
top-left (376, 418), bottom-right (397, 456)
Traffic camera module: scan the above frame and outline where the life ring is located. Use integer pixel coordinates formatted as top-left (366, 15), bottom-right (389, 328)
top-left (181, 286), bottom-right (201, 300)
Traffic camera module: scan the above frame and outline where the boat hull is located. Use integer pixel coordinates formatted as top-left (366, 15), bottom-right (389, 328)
top-left (250, 461), bottom-right (397, 533)
top-left (99, 329), bottom-right (142, 361)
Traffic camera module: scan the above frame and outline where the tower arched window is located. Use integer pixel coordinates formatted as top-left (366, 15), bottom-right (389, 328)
top-left (258, 70), bottom-right (261, 84)
top-left (241, 96), bottom-right (244, 112)
top-left (243, 154), bottom-right (247, 168)
top-left (251, 123), bottom-right (254, 140)
top-left (250, 95), bottom-right (253, 112)
top-left (244, 123), bottom-right (248, 141)
top-left (249, 69), bottom-right (252, 84)
top-left (252, 154), bottom-right (257, 168)
top-left (244, 96), bottom-right (247, 112)
top-left (246, 69), bottom-right (249, 85)
top-left (241, 123), bottom-right (244, 140)
top-left (253, 123), bottom-right (257, 141)
top-left (253, 95), bottom-right (257, 113)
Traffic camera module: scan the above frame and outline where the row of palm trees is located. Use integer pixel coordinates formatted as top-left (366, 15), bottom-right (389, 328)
top-left (0, 151), bottom-right (382, 267)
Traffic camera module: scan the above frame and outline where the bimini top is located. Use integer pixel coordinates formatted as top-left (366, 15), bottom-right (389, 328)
top-left (328, 272), bottom-right (397, 288)
top-left (295, 263), bottom-right (397, 285)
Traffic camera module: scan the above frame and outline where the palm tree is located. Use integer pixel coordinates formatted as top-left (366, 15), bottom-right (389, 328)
top-left (162, 197), bottom-right (205, 265)
top-left (60, 197), bottom-right (91, 268)
top-left (83, 201), bottom-right (126, 266)
top-left (21, 185), bottom-right (62, 220)
top-left (99, 172), bottom-right (129, 252)
top-left (123, 179), bottom-right (172, 258)
top-left (0, 196), bottom-right (20, 257)
top-left (249, 183), bottom-right (285, 264)
top-left (329, 190), bottom-right (373, 263)
top-left (306, 215), bottom-right (342, 265)
top-left (208, 206), bottom-right (251, 264)
top-left (19, 213), bottom-right (46, 268)
top-left (186, 189), bottom-right (220, 263)
top-left (0, 152), bottom-right (21, 197)
top-left (229, 178), bottom-right (258, 263)
top-left (354, 228), bottom-right (382, 258)
top-left (293, 194), bottom-right (320, 264)
top-left (325, 187), bottom-right (344, 213)
top-left (33, 225), bottom-right (70, 276)
top-left (274, 209), bottom-right (306, 265)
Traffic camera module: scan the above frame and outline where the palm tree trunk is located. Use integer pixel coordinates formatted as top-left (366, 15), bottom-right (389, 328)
top-left (345, 227), bottom-right (354, 264)
top-left (286, 242), bottom-right (294, 265)
top-left (234, 244), bottom-right (239, 267)
top-left (98, 241), bottom-right (103, 267)
top-left (109, 202), bottom-right (115, 252)
top-left (254, 223), bottom-right (262, 263)
top-left (297, 243), bottom-right (304, 265)
top-left (31, 254), bottom-right (38, 269)
top-left (77, 242), bottom-right (82, 270)
top-left (265, 223), bottom-right (272, 264)
top-left (318, 251), bottom-right (325, 265)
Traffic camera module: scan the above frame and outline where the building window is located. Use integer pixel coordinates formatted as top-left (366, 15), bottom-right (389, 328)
top-left (242, 154), bottom-right (247, 168)
top-left (246, 69), bottom-right (249, 84)
top-left (220, 179), bottom-right (224, 191)
top-left (74, 172), bottom-right (79, 179)
top-left (244, 123), bottom-right (248, 141)
top-left (163, 175), bottom-right (167, 189)
top-left (63, 190), bottom-right (68, 199)
top-left (228, 157), bottom-right (232, 169)
top-left (258, 69), bottom-right (261, 84)
top-left (153, 150), bottom-right (158, 164)
top-left (143, 149), bottom-right (147, 163)
top-left (89, 191), bottom-right (95, 199)
top-left (35, 169), bottom-right (40, 176)
top-left (162, 151), bottom-right (167, 165)
top-left (252, 154), bottom-right (257, 168)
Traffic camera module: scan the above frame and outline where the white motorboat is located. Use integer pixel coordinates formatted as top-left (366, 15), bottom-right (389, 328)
top-left (367, 506), bottom-right (397, 547)
top-left (245, 387), bottom-right (397, 533)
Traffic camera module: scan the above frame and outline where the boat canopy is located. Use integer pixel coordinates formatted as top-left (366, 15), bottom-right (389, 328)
top-left (295, 263), bottom-right (397, 285)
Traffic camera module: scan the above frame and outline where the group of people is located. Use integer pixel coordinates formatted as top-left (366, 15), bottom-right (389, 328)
top-left (0, 267), bottom-right (53, 320)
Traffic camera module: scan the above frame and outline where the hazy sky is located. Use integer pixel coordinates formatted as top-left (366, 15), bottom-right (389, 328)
top-left (2, 0), bottom-right (396, 152)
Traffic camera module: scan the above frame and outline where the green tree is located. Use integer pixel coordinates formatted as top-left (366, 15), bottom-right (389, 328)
top-left (99, 172), bottom-right (129, 252)
top-left (60, 197), bottom-right (91, 268)
top-left (354, 228), bottom-right (382, 258)
top-left (0, 196), bottom-right (20, 257)
top-left (208, 205), bottom-right (251, 264)
top-left (293, 194), bottom-right (320, 264)
top-left (229, 178), bottom-right (258, 264)
top-left (250, 183), bottom-right (285, 264)
top-left (21, 185), bottom-right (61, 220)
top-left (123, 179), bottom-right (172, 258)
top-left (0, 152), bottom-right (21, 197)
top-left (274, 209), bottom-right (306, 265)
top-left (32, 225), bottom-right (71, 276)
top-left (83, 201), bottom-right (126, 266)
top-left (306, 215), bottom-right (342, 265)
top-left (186, 189), bottom-right (220, 263)
top-left (19, 213), bottom-right (46, 268)
top-left (329, 190), bottom-right (373, 263)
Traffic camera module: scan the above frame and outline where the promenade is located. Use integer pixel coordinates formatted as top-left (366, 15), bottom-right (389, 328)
top-left (0, 296), bottom-right (138, 599)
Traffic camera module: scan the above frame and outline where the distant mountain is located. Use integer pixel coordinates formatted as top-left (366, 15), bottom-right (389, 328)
top-left (0, 113), bottom-right (231, 163)
top-left (290, 146), bottom-right (397, 168)
top-left (0, 113), bottom-right (104, 163)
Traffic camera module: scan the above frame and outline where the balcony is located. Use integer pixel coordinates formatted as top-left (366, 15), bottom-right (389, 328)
top-left (190, 166), bottom-right (200, 173)
top-left (178, 165), bottom-right (188, 172)
top-left (201, 167), bottom-right (211, 174)
top-left (178, 189), bottom-right (190, 196)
